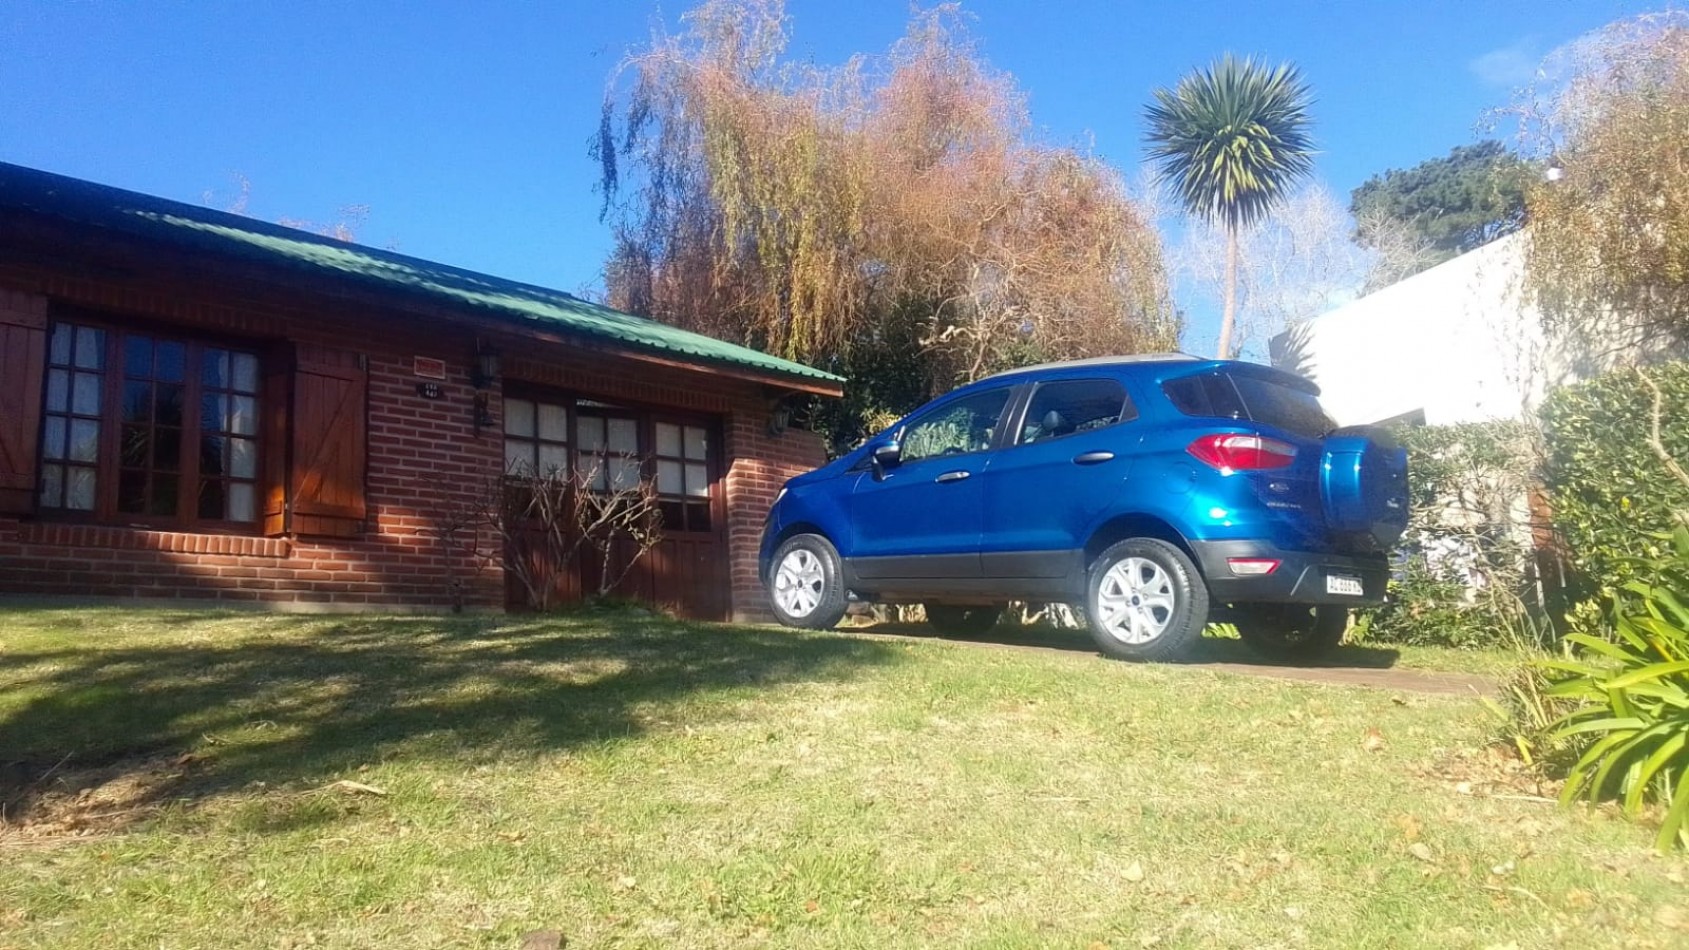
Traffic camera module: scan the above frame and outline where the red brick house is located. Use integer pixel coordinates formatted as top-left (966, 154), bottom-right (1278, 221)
top-left (0, 162), bottom-right (841, 619)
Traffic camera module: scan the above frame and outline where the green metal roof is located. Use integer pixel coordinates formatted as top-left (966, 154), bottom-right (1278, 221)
top-left (0, 161), bottom-right (842, 391)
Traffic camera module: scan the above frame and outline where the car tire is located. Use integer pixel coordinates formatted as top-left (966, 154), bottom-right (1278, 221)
top-left (767, 534), bottom-right (849, 630)
top-left (1236, 605), bottom-right (1348, 662)
top-left (924, 604), bottom-right (1003, 636)
top-left (1084, 538), bottom-right (1208, 662)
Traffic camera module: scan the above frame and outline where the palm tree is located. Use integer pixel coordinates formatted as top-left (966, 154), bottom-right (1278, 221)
top-left (1145, 55), bottom-right (1315, 359)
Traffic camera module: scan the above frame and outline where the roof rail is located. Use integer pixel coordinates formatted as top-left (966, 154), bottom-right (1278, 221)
top-left (979, 353), bottom-right (1202, 381)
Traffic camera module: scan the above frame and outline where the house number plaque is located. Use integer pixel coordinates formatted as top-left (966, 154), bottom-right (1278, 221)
top-left (416, 382), bottom-right (445, 400)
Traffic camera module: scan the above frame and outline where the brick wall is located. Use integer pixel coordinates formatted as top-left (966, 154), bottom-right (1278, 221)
top-left (0, 286), bottom-right (509, 609)
top-left (724, 414), bottom-right (829, 622)
top-left (0, 268), bottom-right (835, 618)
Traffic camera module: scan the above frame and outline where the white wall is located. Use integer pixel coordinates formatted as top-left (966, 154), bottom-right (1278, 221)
top-left (1279, 232), bottom-right (1548, 427)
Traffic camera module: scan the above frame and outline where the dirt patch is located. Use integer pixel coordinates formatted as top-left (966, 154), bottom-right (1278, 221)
top-left (842, 623), bottom-right (1497, 697)
top-left (0, 753), bottom-right (194, 845)
top-left (1183, 661), bottom-right (1496, 697)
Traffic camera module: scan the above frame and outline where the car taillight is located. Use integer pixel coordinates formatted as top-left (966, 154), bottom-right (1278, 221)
top-left (1187, 433), bottom-right (1297, 472)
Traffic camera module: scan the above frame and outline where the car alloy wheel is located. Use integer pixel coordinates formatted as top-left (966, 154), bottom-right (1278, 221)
top-left (1096, 557), bottom-right (1176, 645)
top-left (773, 548), bottom-right (825, 618)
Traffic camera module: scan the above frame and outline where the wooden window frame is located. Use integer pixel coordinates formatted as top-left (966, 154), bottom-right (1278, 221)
top-left (500, 388), bottom-right (723, 538)
top-left (35, 312), bottom-right (266, 535)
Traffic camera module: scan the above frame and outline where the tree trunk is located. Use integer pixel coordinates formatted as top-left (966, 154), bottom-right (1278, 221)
top-left (1217, 225), bottom-right (1239, 359)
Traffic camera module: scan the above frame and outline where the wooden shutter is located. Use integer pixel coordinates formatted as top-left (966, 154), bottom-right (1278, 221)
top-left (288, 345), bottom-right (367, 538)
top-left (261, 348), bottom-right (294, 537)
top-left (0, 304), bottom-right (47, 515)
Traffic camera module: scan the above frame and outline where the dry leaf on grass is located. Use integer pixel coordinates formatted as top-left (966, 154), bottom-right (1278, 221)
top-left (1123, 861), bottom-right (1145, 883)
top-left (323, 780), bottom-right (387, 797)
top-left (1408, 842), bottom-right (1436, 863)
top-left (1361, 727), bottom-right (1386, 753)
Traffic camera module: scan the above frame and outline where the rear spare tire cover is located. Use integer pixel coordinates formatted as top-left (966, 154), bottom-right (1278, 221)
top-left (1320, 425), bottom-right (1409, 550)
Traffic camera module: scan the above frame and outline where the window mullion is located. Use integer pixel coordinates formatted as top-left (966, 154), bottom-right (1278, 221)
top-left (181, 342), bottom-right (203, 527)
top-left (95, 328), bottom-right (122, 521)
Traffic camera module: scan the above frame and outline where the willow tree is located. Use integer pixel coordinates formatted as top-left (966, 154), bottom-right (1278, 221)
top-left (594, 0), bottom-right (1175, 446)
top-left (1508, 13), bottom-right (1689, 358)
top-left (1144, 55), bottom-right (1315, 359)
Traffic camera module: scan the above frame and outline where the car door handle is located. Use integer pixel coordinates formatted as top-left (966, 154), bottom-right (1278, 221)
top-left (1072, 451), bottom-right (1116, 465)
top-left (935, 470), bottom-right (971, 483)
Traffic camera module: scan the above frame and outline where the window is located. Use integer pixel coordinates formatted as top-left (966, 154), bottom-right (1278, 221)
top-left (577, 409), bottom-right (641, 492)
top-left (38, 320), bottom-right (261, 526)
top-left (500, 394), bottom-right (720, 535)
top-left (1017, 379), bottom-right (1135, 444)
top-left (899, 388), bottom-right (1010, 463)
top-left (1162, 372), bottom-right (1333, 440)
top-left (503, 397), bottom-right (569, 476)
top-left (654, 421), bottom-right (711, 532)
top-left (1161, 373), bottom-right (1245, 422)
top-left (1228, 375), bottom-right (1335, 439)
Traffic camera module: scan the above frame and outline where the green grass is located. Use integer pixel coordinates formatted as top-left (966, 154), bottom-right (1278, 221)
top-left (1, 606), bottom-right (1684, 949)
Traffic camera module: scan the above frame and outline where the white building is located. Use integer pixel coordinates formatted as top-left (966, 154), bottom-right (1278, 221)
top-left (1271, 231), bottom-right (1557, 427)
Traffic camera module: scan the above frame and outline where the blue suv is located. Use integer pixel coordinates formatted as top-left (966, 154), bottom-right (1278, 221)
top-left (759, 355), bottom-right (1409, 662)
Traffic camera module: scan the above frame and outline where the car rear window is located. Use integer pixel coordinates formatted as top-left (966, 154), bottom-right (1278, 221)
top-left (1162, 372), bottom-right (1333, 439)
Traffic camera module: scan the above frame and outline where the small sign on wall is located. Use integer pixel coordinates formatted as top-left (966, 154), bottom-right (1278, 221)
top-left (413, 356), bottom-right (447, 380)
top-left (416, 382), bottom-right (445, 400)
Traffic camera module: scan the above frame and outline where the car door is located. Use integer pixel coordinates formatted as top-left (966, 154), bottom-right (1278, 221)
top-left (978, 377), bottom-right (1141, 578)
top-left (848, 386), bottom-right (1014, 579)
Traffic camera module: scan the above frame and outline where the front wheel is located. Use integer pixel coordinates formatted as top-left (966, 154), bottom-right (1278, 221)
top-left (1236, 605), bottom-right (1348, 661)
top-left (1084, 538), bottom-right (1208, 662)
top-left (768, 534), bottom-right (849, 630)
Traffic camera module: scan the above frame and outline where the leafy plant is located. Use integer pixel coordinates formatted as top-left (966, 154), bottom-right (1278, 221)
top-left (1541, 363), bottom-right (1689, 622)
top-left (1542, 527), bottom-right (1689, 851)
top-left (1358, 421), bottom-right (1544, 649)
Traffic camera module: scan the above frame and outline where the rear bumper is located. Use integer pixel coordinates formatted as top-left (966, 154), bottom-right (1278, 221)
top-left (1189, 540), bottom-right (1388, 606)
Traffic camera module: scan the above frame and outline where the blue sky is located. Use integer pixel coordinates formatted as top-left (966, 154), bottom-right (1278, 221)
top-left (0, 0), bottom-right (1655, 350)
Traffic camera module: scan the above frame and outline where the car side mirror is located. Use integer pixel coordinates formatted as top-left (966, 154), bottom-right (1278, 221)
top-left (871, 441), bottom-right (902, 479)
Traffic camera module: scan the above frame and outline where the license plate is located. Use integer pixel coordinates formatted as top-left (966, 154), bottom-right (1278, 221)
top-left (1326, 574), bottom-right (1364, 597)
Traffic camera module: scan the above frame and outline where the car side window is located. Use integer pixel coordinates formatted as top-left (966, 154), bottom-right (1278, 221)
top-left (1162, 373), bottom-right (1246, 422)
top-left (1017, 378), bottom-right (1135, 444)
top-left (899, 388), bottom-right (1011, 463)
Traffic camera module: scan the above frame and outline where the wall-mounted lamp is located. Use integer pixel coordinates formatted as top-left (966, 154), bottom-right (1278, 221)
top-left (472, 348), bottom-right (502, 390)
top-left (767, 399), bottom-right (793, 437)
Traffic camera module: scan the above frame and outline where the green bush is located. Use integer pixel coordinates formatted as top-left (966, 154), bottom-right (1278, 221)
top-left (1541, 363), bottom-right (1689, 607)
top-left (1542, 527), bottom-right (1689, 852)
top-left (1358, 422), bottom-right (1539, 648)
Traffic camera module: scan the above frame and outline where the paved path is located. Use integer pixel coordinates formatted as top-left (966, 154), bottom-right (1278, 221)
top-left (841, 624), bottom-right (1498, 697)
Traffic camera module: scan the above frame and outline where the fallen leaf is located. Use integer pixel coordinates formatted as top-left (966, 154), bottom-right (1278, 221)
top-left (1408, 843), bottom-right (1436, 863)
top-left (325, 780), bottom-right (388, 797)
top-left (1284, 906), bottom-right (1304, 920)
top-left (1123, 861), bottom-right (1145, 883)
top-left (1391, 695), bottom-right (1409, 706)
top-left (804, 900), bottom-right (820, 914)
top-left (1361, 727), bottom-right (1386, 753)
top-left (1490, 860), bottom-right (1515, 877)
top-left (1393, 814), bottom-right (1423, 842)
top-left (615, 876), bottom-right (637, 891)
top-left (1455, 781), bottom-right (1474, 795)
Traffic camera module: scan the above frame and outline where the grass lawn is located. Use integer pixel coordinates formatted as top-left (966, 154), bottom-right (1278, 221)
top-left (0, 606), bottom-right (1684, 949)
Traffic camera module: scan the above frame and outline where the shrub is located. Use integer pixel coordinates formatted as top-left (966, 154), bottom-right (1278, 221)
top-left (1359, 421), bottom-right (1541, 648)
top-left (1540, 363), bottom-right (1689, 610)
top-left (1542, 527), bottom-right (1689, 852)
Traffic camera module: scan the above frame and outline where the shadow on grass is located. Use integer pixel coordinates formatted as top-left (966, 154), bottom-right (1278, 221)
top-left (0, 607), bottom-right (899, 825)
top-left (850, 621), bottom-right (1403, 669)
